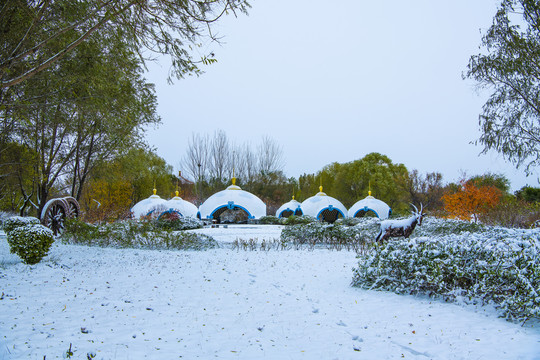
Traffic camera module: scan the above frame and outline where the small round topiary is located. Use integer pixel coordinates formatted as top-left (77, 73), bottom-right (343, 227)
top-left (2, 216), bottom-right (40, 233)
top-left (6, 224), bottom-right (55, 265)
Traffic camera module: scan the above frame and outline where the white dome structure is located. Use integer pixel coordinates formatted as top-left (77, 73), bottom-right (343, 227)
top-left (348, 192), bottom-right (391, 219)
top-left (158, 191), bottom-right (198, 219)
top-left (198, 178), bottom-right (266, 222)
top-left (301, 186), bottom-right (348, 223)
top-left (275, 198), bottom-right (303, 218)
top-left (131, 189), bottom-right (168, 219)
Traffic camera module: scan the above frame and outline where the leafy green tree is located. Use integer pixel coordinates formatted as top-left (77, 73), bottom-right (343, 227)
top-left (333, 153), bottom-right (409, 212)
top-left (0, 0), bottom-right (249, 89)
top-left (515, 185), bottom-right (540, 202)
top-left (82, 147), bottom-right (176, 220)
top-left (7, 28), bottom-right (159, 218)
top-left (0, 142), bottom-right (37, 214)
top-left (466, 0), bottom-right (540, 173)
top-left (468, 173), bottom-right (511, 194)
top-left (298, 153), bottom-right (410, 214)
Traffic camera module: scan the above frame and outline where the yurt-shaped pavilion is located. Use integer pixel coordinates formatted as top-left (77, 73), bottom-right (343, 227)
top-left (275, 197), bottom-right (303, 218)
top-left (159, 190), bottom-right (198, 219)
top-left (348, 190), bottom-right (391, 219)
top-left (131, 188), bottom-right (199, 219)
top-left (301, 186), bottom-right (347, 223)
top-left (131, 188), bottom-right (168, 219)
top-left (198, 178), bottom-right (266, 223)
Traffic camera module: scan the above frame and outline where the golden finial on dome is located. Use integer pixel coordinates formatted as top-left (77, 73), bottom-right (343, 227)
top-left (175, 179), bottom-right (181, 198)
top-left (232, 177), bottom-right (236, 186)
top-left (319, 185), bottom-right (323, 193)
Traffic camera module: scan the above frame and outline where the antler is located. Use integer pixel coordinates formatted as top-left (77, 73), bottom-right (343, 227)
top-left (419, 203), bottom-right (423, 214)
top-left (410, 203), bottom-right (419, 214)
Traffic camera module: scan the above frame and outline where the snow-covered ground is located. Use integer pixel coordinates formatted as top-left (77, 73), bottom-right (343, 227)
top-left (1, 225), bottom-right (539, 359)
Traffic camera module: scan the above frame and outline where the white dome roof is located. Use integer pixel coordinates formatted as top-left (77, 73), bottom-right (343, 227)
top-left (161, 193), bottom-right (198, 218)
top-left (348, 194), bottom-right (391, 219)
top-left (198, 183), bottom-right (266, 220)
top-left (301, 188), bottom-right (347, 221)
top-left (275, 199), bottom-right (303, 217)
top-left (131, 192), bottom-right (168, 219)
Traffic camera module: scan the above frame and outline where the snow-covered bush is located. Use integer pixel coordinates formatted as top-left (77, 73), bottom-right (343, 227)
top-left (282, 215), bottom-right (317, 225)
top-left (0, 211), bottom-right (16, 229)
top-left (137, 231), bottom-right (217, 251)
top-left (62, 219), bottom-right (217, 250)
top-left (154, 216), bottom-right (203, 231)
top-left (2, 216), bottom-right (40, 233)
top-left (6, 224), bottom-right (55, 264)
top-left (352, 227), bottom-right (540, 322)
top-left (281, 221), bottom-right (375, 251)
top-left (259, 215), bottom-right (281, 225)
top-left (413, 217), bottom-right (486, 237)
top-left (335, 217), bottom-right (362, 226)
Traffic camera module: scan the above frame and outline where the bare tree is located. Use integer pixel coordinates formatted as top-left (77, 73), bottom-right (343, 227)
top-left (228, 143), bottom-right (243, 180)
top-left (257, 135), bottom-right (284, 176)
top-left (242, 142), bottom-right (258, 185)
top-left (181, 132), bottom-right (210, 182)
top-left (406, 170), bottom-right (445, 211)
top-left (209, 129), bottom-right (230, 183)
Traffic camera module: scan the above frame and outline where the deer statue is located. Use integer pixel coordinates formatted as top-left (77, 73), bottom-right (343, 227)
top-left (375, 204), bottom-right (425, 242)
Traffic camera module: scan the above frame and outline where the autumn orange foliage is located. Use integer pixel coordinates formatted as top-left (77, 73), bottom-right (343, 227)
top-left (442, 180), bottom-right (502, 222)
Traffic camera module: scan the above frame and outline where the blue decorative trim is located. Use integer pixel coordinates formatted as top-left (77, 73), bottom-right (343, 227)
top-left (157, 209), bottom-right (184, 220)
top-left (353, 207), bottom-right (379, 218)
top-left (209, 204), bottom-right (255, 219)
top-left (277, 208), bottom-right (293, 218)
top-left (316, 207), bottom-right (345, 220)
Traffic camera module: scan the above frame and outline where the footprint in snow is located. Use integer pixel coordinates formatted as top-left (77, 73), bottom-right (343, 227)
top-left (336, 320), bottom-right (347, 327)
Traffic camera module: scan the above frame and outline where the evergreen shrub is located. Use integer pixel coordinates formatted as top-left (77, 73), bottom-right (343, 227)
top-left (0, 211), bottom-right (15, 229)
top-left (6, 224), bottom-right (55, 264)
top-left (2, 216), bottom-right (40, 233)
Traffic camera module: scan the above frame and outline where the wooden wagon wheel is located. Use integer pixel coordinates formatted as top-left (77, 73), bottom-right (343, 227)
top-left (63, 196), bottom-right (80, 219)
top-left (41, 199), bottom-right (68, 236)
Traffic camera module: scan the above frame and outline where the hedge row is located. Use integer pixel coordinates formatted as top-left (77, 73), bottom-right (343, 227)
top-left (352, 228), bottom-right (540, 322)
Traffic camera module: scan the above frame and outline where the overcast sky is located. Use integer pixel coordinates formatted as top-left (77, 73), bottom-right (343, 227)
top-left (144, 0), bottom-right (539, 192)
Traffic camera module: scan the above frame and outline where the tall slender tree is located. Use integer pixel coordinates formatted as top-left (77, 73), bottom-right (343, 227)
top-left (466, 0), bottom-right (540, 173)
